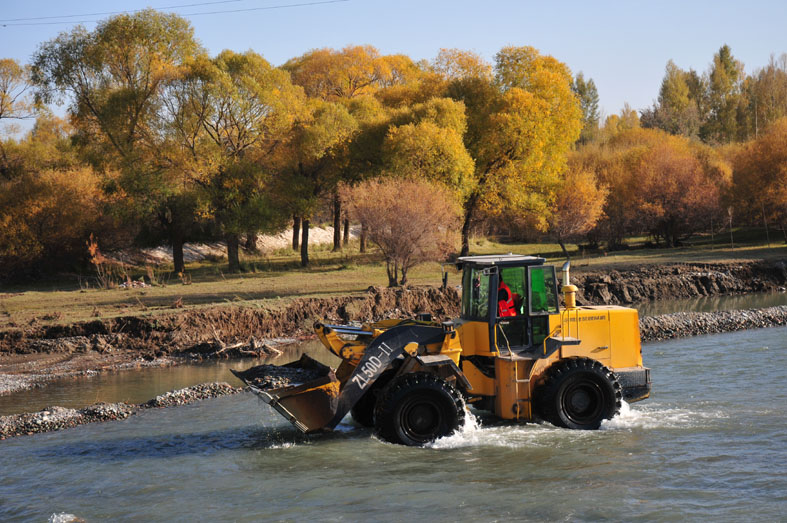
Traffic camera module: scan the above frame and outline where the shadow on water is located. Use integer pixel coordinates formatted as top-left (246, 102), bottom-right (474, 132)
top-left (30, 424), bottom-right (371, 463)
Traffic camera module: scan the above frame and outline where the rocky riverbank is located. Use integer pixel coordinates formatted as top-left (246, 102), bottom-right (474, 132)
top-left (0, 382), bottom-right (240, 439)
top-left (640, 305), bottom-right (787, 341)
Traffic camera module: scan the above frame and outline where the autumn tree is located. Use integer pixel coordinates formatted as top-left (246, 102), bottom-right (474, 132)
top-left (273, 98), bottom-right (357, 266)
top-left (284, 45), bottom-right (420, 252)
top-left (548, 166), bottom-right (608, 258)
top-left (0, 166), bottom-right (113, 277)
top-left (641, 60), bottom-right (703, 138)
top-left (346, 178), bottom-right (460, 286)
top-left (731, 117), bottom-right (787, 242)
top-left (31, 10), bottom-right (203, 272)
top-left (166, 51), bottom-right (302, 272)
top-left (577, 128), bottom-right (730, 247)
top-left (442, 46), bottom-right (582, 255)
top-left (381, 97), bottom-right (474, 198)
top-left (0, 58), bottom-right (35, 177)
top-left (742, 54), bottom-right (787, 138)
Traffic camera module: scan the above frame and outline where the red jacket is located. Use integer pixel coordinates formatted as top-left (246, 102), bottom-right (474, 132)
top-left (498, 281), bottom-right (516, 317)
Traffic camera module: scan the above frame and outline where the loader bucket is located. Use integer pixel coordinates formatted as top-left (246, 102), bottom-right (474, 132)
top-left (231, 355), bottom-right (341, 433)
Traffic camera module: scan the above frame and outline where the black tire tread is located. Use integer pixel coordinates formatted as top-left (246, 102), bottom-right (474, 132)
top-left (374, 372), bottom-right (465, 446)
top-left (535, 357), bottom-right (622, 430)
top-left (351, 370), bottom-right (396, 427)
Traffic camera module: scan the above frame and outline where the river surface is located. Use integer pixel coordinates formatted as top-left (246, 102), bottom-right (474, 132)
top-left (636, 291), bottom-right (787, 316)
top-left (2, 324), bottom-right (786, 521)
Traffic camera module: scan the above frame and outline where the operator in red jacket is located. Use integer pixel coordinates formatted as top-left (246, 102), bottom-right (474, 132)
top-left (498, 277), bottom-right (517, 317)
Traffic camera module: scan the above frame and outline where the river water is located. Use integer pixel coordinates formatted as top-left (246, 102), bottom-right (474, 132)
top-left (2, 322), bottom-right (786, 521)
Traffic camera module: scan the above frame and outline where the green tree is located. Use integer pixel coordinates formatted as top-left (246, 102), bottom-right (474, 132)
top-left (641, 60), bottom-right (702, 137)
top-left (167, 51), bottom-right (303, 272)
top-left (31, 10), bottom-right (203, 272)
top-left (702, 45), bottom-right (744, 143)
top-left (571, 72), bottom-right (600, 144)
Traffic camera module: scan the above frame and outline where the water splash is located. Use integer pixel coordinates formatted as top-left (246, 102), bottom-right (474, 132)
top-left (428, 401), bottom-right (728, 449)
top-left (49, 514), bottom-right (83, 523)
top-left (601, 401), bottom-right (728, 430)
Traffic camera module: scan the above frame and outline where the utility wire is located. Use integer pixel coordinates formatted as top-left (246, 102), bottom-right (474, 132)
top-left (1, 0), bottom-right (349, 27)
top-left (0, 0), bottom-right (244, 22)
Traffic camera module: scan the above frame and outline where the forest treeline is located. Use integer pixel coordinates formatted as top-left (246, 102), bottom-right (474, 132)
top-left (0, 10), bottom-right (785, 282)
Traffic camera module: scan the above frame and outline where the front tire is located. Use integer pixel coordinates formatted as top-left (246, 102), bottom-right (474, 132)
top-left (536, 358), bottom-right (622, 430)
top-left (351, 370), bottom-right (395, 427)
top-left (374, 372), bottom-right (465, 446)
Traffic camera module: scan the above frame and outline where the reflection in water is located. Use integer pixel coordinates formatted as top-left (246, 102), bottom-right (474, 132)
top-left (636, 291), bottom-right (787, 316)
top-left (0, 340), bottom-right (339, 416)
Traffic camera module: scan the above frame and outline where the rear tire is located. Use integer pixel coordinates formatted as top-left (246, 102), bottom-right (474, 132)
top-left (536, 357), bottom-right (622, 430)
top-left (374, 372), bottom-right (465, 446)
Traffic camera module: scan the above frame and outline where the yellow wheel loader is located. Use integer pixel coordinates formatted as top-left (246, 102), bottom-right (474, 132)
top-left (233, 255), bottom-right (651, 446)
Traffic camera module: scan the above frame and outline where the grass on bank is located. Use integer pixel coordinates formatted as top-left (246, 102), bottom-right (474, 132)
top-left (0, 228), bottom-right (785, 330)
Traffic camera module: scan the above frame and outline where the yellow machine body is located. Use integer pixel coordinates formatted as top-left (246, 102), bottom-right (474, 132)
top-left (238, 254), bottom-right (651, 439)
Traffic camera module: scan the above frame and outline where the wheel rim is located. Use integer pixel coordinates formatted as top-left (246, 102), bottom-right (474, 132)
top-left (399, 396), bottom-right (443, 442)
top-left (561, 379), bottom-right (604, 425)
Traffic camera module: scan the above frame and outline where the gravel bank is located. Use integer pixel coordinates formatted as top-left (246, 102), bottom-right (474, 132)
top-left (639, 305), bottom-right (787, 341)
top-left (0, 382), bottom-right (241, 439)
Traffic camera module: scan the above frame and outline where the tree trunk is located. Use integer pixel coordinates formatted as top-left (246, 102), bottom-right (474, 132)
top-left (400, 265), bottom-right (408, 286)
top-left (558, 238), bottom-right (570, 261)
top-left (292, 215), bottom-right (300, 251)
top-left (761, 201), bottom-right (771, 247)
top-left (227, 233), bottom-right (240, 273)
top-left (460, 209), bottom-right (473, 257)
top-left (360, 224), bottom-right (367, 253)
top-left (332, 192), bottom-right (342, 252)
top-left (171, 232), bottom-right (185, 274)
top-left (386, 259), bottom-right (398, 287)
top-left (460, 194), bottom-right (481, 257)
top-left (244, 232), bottom-right (258, 252)
top-left (343, 217), bottom-right (350, 247)
top-left (301, 218), bottom-right (310, 267)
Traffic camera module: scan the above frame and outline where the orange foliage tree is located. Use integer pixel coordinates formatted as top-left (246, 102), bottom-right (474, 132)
top-left (731, 117), bottom-right (787, 242)
top-left (576, 128), bottom-right (730, 247)
top-left (0, 167), bottom-right (114, 276)
top-left (345, 179), bottom-right (460, 286)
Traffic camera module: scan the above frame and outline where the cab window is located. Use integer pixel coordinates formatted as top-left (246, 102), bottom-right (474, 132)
top-left (461, 266), bottom-right (490, 320)
top-left (529, 266), bottom-right (559, 315)
top-left (498, 266), bottom-right (526, 316)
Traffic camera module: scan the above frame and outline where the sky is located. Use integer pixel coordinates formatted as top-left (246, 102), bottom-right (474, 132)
top-left (2, 0), bottom-right (787, 121)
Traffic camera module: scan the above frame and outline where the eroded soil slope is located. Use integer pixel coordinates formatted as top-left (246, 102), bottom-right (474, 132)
top-left (1, 260), bottom-right (785, 359)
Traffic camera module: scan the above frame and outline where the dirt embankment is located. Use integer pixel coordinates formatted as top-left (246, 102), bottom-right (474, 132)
top-left (572, 260), bottom-right (787, 305)
top-left (1, 261), bottom-right (785, 360)
top-left (0, 285), bottom-right (460, 359)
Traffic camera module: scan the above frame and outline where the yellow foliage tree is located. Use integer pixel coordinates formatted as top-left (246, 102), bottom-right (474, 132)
top-left (438, 46), bottom-right (583, 255)
top-left (548, 167), bottom-right (608, 259)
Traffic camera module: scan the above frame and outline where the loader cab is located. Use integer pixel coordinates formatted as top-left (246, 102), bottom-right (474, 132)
top-left (458, 255), bottom-right (560, 353)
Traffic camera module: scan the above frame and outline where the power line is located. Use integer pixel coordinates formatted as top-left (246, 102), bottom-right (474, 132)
top-left (0, 0), bottom-right (349, 27)
top-left (0, 0), bottom-right (244, 23)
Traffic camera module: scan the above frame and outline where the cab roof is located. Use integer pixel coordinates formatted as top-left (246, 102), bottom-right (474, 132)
top-left (456, 254), bottom-right (546, 266)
